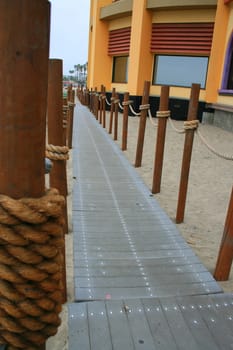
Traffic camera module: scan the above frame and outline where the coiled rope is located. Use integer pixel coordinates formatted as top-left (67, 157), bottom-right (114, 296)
top-left (0, 188), bottom-right (65, 349)
top-left (46, 145), bottom-right (69, 161)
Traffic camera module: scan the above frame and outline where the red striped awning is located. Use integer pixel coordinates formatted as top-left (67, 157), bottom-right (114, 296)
top-left (151, 23), bottom-right (214, 55)
top-left (108, 27), bottom-right (131, 55)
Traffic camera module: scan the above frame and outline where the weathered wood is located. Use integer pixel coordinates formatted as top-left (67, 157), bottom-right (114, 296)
top-left (135, 81), bottom-right (151, 167)
top-left (0, 1), bottom-right (50, 348)
top-left (214, 187), bottom-right (233, 281)
top-left (47, 60), bottom-right (68, 304)
top-left (109, 88), bottom-right (116, 134)
top-left (0, 0), bottom-right (50, 199)
top-left (102, 86), bottom-right (106, 128)
top-left (122, 92), bottom-right (129, 151)
top-left (176, 83), bottom-right (200, 223)
top-left (68, 89), bottom-right (75, 149)
top-left (114, 93), bottom-right (119, 141)
top-left (99, 85), bottom-right (104, 124)
top-left (152, 85), bottom-right (170, 194)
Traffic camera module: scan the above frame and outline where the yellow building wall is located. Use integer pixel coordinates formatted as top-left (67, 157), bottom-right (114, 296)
top-left (87, 0), bottom-right (112, 90)
top-left (126, 0), bottom-right (153, 95)
top-left (108, 16), bottom-right (131, 31)
top-left (152, 8), bottom-right (216, 23)
top-left (205, 1), bottom-right (230, 102)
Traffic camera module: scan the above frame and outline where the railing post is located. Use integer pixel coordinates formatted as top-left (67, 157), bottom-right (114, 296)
top-left (95, 88), bottom-right (99, 120)
top-left (99, 85), bottom-right (104, 124)
top-left (47, 59), bottom-right (68, 303)
top-left (176, 83), bottom-right (200, 223)
top-left (135, 81), bottom-right (151, 167)
top-left (152, 85), bottom-right (170, 194)
top-left (114, 93), bottom-right (119, 141)
top-left (122, 92), bottom-right (130, 151)
top-left (109, 88), bottom-right (116, 134)
top-left (67, 89), bottom-right (75, 149)
top-left (214, 187), bottom-right (233, 281)
top-left (103, 86), bottom-right (106, 128)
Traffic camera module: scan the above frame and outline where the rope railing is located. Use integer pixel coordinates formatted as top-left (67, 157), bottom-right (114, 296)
top-left (91, 88), bottom-right (233, 162)
top-left (196, 128), bottom-right (233, 161)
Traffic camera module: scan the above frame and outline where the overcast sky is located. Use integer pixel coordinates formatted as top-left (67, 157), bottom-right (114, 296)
top-left (49, 0), bottom-right (91, 75)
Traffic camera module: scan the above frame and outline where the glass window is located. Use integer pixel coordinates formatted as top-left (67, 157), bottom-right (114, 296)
top-left (112, 56), bottom-right (128, 83)
top-left (153, 55), bottom-right (209, 88)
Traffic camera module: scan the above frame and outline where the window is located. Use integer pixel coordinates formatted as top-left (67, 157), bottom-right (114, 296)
top-left (112, 56), bottom-right (128, 83)
top-left (220, 31), bottom-right (233, 94)
top-left (153, 55), bottom-right (209, 88)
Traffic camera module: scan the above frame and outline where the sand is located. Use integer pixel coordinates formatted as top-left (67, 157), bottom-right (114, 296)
top-left (47, 108), bottom-right (233, 349)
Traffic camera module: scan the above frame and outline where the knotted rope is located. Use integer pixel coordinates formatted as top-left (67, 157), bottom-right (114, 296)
top-left (46, 145), bottom-right (69, 161)
top-left (0, 188), bottom-right (65, 349)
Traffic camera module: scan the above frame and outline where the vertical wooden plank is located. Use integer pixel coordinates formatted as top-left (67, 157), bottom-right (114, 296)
top-left (214, 187), bottom-right (233, 281)
top-left (103, 86), bottom-right (106, 128)
top-left (122, 92), bottom-right (129, 151)
top-left (135, 81), bottom-right (151, 167)
top-left (109, 88), bottom-right (116, 134)
top-left (0, 0), bottom-right (50, 199)
top-left (114, 93), bottom-right (119, 141)
top-left (47, 59), bottom-right (68, 302)
top-left (0, 1), bottom-right (50, 349)
top-left (152, 86), bottom-right (170, 194)
top-left (176, 83), bottom-right (200, 223)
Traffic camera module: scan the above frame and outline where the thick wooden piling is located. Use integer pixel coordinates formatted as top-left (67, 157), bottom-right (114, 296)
top-left (214, 187), bottom-right (233, 281)
top-left (176, 83), bottom-right (200, 223)
top-left (0, 1), bottom-right (50, 348)
top-left (0, 0), bottom-right (50, 199)
top-left (152, 86), bottom-right (170, 194)
top-left (135, 81), bottom-right (151, 167)
top-left (122, 92), bottom-right (130, 151)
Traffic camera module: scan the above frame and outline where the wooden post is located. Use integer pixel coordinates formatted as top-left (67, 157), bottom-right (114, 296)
top-left (47, 59), bottom-right (68, 303)
top-left (99, 85), bottom-right (104, 124)
top-left (114, 93), bottom-right (119, 141)
top-left (135, 81), bottom-right (151, 167)
top-left (0, 1), bottom-right (50, 348)
top-left (109, 88), bottom-right (116, 134)
top-left (95, 89), bottom-right (99, 120)
top-left (152, 86), bottom-right (170, 194)
top-left (214, 187), bottom-right (233, 281)
top-left (176, 83), bottom-right (200, 223)
top-left (103, 86), bottom-right (106, 128)
top-left (68, 89), bottom-right (75, 149)
top-left (122, 92), bottom-right (130, 151)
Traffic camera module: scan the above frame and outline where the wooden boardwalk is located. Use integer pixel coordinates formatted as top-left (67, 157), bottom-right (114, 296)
top-left (68, 103), bottom-right (233, 349)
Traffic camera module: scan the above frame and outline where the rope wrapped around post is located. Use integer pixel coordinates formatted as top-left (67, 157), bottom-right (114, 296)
top-left (46, 145), bottom-right (69, 161)
top-left (156, 110), bottom-right (171, 118)
top-left (0, 188), bottom-right (65, 349)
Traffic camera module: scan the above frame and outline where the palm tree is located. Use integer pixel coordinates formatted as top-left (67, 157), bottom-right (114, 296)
top-left (69, 70), bottom-right (74, 81)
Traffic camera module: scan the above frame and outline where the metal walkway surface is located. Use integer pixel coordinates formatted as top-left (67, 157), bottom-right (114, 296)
top-left (68, 103), bottom-right (233, 349)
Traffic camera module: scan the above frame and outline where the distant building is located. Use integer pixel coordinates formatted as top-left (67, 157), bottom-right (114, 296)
top-left (87, 0), bottom-right (233, 131)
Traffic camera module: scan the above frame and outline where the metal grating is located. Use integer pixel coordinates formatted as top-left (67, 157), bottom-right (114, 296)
top-left (71, 103), bottom-right (222, 301)
top-left (68, 293), bottom-right (233, 350)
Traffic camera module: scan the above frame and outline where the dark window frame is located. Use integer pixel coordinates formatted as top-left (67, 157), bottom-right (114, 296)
top-left (152, 54), bottom-right (209, 89)
top-left (112, 56), bottom-right (129, 83)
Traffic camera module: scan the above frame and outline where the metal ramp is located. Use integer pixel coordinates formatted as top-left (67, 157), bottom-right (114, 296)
top-left (68, 103), bottom-right (233, 349)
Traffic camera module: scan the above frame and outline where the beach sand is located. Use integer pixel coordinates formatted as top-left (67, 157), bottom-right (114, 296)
top-left (47, 108), bottom-right (233, 349)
